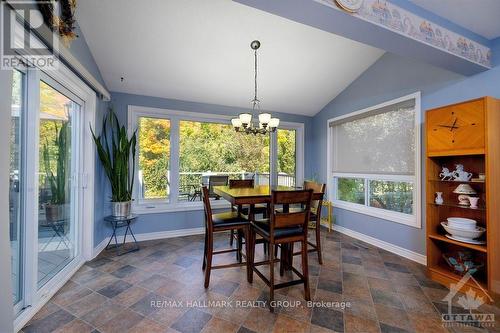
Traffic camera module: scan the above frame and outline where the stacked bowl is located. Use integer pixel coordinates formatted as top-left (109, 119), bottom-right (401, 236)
top-left (441, 217), bottom-right (486, 244)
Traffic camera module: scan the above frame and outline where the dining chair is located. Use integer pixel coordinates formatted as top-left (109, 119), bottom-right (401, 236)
top-left (201, 186), bottom-right (251, 288)
top-left (301, 181), bottom-right (326, 264)
top-left (208, 175), bottom-right (229, 200)
top-left (249, 189), bottom-right (313, 312)
top-left (228, 179), bottom-right (269, 249)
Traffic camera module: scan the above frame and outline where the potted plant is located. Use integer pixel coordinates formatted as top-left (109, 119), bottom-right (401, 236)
top-left (91, 109), bottom-right (137, 217)
top-left (42, 121), bottom-right (69, 222)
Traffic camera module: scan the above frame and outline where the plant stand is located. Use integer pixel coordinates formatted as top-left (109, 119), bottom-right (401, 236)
top-left (104, 214), bottom-right (139, 256)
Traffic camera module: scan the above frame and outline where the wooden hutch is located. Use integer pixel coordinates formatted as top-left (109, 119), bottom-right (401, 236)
top-left (426, 96), bottom-right (500, 298)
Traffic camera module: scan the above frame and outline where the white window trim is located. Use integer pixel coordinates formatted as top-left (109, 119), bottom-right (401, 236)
top-left (128, 105), bottom-right (305, 214)
top-left (326, 92), bottom-right (422, 228)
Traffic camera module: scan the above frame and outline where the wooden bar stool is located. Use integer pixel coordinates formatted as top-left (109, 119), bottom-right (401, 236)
top-left (301, 181), bottom-right (326, 264)
top-left (228, 179), bottom-right (269, 251)
top-left (201, 186), bottom-right (251, 288)
top-left (249, 189), bottom-right (313, 312)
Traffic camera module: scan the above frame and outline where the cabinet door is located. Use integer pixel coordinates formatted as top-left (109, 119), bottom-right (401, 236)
top-left (427, 99), bottom-right (485, 155)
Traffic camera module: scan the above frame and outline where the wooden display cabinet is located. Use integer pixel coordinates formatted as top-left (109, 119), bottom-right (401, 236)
top-left (426, 97), bottom-right (500, 299)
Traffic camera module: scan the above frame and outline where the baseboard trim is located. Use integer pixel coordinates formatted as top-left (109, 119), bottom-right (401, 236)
top-left (92, 227), bottom-right (205, 259)
top-left (334, 225), bottom-right (427, 265)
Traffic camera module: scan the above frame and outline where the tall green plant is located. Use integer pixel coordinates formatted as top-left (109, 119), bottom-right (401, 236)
top-left (42, 121), bottom-right (69, 205)
top-left (90, 109), bottom-right (137, 202)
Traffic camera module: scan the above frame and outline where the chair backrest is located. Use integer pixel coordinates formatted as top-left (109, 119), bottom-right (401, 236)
top-left (304, 181), bottom-right (326, 215)
top-left (201, 186), bottom-right (213, 230)
top-left (229, 179), bottom-right (254, 189)
top-left (270, 189), bottom-right (313, 234)
top-left (208, 175), bottom-right (229, 195)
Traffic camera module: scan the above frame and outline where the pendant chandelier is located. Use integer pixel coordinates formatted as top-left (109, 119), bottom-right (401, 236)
top-left (231, 40), bottom-right (279, 135)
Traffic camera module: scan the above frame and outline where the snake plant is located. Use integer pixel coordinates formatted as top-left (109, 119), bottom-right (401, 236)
top-left (90, 109), bottom-right (137, 202)
top-left (42, 121), bottom-right (69, 205)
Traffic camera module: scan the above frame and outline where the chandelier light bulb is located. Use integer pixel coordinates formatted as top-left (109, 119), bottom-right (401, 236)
top-left (258, 113), bottom-right (271, 125)
top-left (231, 118), bottom-right (242, 128)
top-left (239, 113), bottom-right (252, 126)
top-left (269, 118), bottom-right (280, 129)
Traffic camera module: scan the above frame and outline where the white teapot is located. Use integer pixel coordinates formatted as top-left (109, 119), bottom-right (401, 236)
top-left (452, 164), bottom-right (472, 182)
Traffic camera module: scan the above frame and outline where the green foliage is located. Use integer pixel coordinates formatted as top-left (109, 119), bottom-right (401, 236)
top-left (91, 109), bottom-right (137, 202)
top-left (277, 129), bottom-right (296, 175)
top-left (42, 121), bottom-right (69, 205)
top-left (338, 178), bottom-right (365, 204)
top-left (369, 180), bottom-right (413, 214)
top-left (138, 118), bottom-right (170, 198)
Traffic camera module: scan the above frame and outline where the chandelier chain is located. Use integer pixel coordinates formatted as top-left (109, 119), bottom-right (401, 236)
top-left (253, 49), bottom-right (259, 108)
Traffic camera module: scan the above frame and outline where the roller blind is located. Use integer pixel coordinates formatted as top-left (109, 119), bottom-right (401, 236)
top-left (330, 99), bottom-right (416, 175)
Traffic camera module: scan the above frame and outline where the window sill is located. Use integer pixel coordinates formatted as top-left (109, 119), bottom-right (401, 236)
top-left (332, 200), bottom-right (421, 228)
top-left (132, 200), bottom-right (232, 215)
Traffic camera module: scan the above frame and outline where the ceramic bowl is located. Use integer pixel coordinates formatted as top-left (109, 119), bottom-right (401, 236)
top-left (447, 217), bottom-right (477, 230)
top-left (441, 222), bottom-right (485, 239)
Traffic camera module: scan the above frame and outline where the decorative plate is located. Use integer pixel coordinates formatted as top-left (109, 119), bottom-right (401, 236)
top-left (334, 0), bottom-right (364, 13)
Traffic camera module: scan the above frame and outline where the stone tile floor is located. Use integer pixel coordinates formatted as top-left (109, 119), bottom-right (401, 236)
top-left (22, 230), bottom-right (500, 333)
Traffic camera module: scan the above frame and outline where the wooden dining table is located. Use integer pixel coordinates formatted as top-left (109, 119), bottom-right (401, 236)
top-left (213, 184), bottom-right (322, 271)
top-left (213, 184), bottom-right (323, 208)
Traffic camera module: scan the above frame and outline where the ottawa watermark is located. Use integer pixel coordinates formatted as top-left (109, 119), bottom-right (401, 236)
top-left (441, 272), bottom-right (495, 329)
top-left (1, 1), bottom-right (59, 70)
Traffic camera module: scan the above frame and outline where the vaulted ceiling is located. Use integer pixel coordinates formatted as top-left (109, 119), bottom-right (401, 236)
top-left (76, 0), bottom-right (384, 116)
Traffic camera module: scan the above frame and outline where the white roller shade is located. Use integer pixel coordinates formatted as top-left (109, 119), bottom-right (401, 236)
top-left (331, 99), bottom-right (416, 175)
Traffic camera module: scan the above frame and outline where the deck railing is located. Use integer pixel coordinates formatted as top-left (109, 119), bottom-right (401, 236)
top-left (138, 171), bottom-right (296, 201)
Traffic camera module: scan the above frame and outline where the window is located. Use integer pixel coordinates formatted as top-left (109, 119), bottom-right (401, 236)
top-left (328, 93), bottom-right (421, 227)
top-left (178, 120), bottom-right (269, 202)
top-left (137, 117), bottom-right (171, 201)
top-left (277, 129), bottom-right (296, 187)
top-left (129, 106), bottom-right (304, 213)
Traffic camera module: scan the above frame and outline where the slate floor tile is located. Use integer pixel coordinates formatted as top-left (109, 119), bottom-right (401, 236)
top-left (110, 264), bottom-right (137, 278)
top-left (171, 308), bottom-right (212, 333)
top-left (311, 307), bottom-right (344, 332)
top-left (97, 280), bottom-right (132, 298)
top-left (23, 309), bottom-right (75, 333)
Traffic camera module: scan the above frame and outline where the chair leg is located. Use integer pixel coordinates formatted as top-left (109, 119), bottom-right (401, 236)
top-left (315, 219), bottom-right (323, 265)
top-left (279, 243), bottom-right (286, 277)
top-left (204, 232), bottom-right (213, 288)
top-left (237, 229), bottom-right (243, 263)
top-left (301, 239), bottom-right (311, 301)
top-left (269, 242), bottom-right (275, 313)
top-left (248, 228), bottom-right (255, 284)
top-left (244, 226), bottom-right (252, 283)
top-left (229, 229), bottom-right (234, 246)
top-left (202, 231), bottom-right (208, 270)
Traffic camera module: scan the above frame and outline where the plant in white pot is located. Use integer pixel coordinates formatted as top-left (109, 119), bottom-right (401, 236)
top-left (91, 109), bottom-right (137, 217)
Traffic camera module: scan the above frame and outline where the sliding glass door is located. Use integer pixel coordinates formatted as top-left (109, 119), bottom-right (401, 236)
top-left (9, 66), bottom-right (90, 321)
top-left (37, 79), bottom-right (81, 288)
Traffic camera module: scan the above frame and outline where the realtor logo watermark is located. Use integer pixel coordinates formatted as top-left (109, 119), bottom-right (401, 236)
top-left (1, 1), bottom-right (59, 70)
top-left (441, 272), bottom-right (495, 329)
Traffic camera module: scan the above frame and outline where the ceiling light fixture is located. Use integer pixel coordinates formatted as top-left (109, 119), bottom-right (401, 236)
top-left (232, 40), bottom-right (279, 135)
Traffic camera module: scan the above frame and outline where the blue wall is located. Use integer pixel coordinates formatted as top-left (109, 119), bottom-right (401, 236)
top-left (311, 52), bottom-right (500, 255)
top-left (65, 25), bottom-right (111, 248)
top-left (90, 92), bottom-right (313, 245)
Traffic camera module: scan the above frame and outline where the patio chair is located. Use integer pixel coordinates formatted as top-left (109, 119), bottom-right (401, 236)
top-left (208, 175), bottom-right (229, 200)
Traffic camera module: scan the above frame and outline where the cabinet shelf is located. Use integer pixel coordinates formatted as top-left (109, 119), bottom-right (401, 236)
top-left (428, 233), bottom-right (487, 253)
top-left (429, 202), bottom-right (486, 211)
top-left (429, 179), bottom-right (485, 185)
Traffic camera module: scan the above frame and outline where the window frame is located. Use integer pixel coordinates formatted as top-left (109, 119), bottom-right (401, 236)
top-left (327, 92), bottom-right (422, 228)
top-left (128, 105), bottom-right (305, 214)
